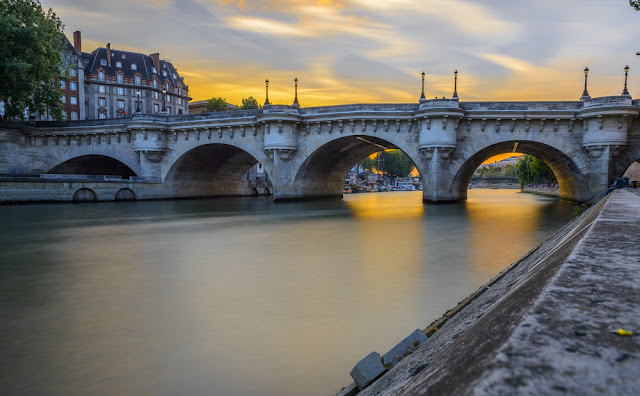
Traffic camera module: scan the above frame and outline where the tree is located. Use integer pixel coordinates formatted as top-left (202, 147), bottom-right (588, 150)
top-left (0, 0), bottom-right (66, 119)
top-left (379, 150), bottom-right (414, 178)
top-left (515, 154), bottom-right (557, 187)
top-left (204, 97), bottom-right (227, 112)
top-left (240, 96), bottom-right (261, 110)
top-left (504, 164), bottom-right (516, 178)
top-left (631, 1), bottom-right (639, 11)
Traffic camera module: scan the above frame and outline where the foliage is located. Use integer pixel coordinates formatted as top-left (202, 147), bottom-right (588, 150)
top-left (0, 0), bottom-right (66, 119)
top-left (504, 164), bottom-right (516, 178)
top-left (474, 165), bottom-right (514, 178)
top-left (204, 97), bottom-right (227, 112)
top-left (632, 0), bottom-right (640, 11)
top-left (240, 96), bottom-right (261, 110)
top-left (571, 205), bottom-right (586, 221)
top-left (358, 150), bottom-right (414, 178)
top-left (514, 154), bottom-right (557, 187)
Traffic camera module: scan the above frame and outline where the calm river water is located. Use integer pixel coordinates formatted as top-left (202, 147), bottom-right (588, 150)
top-left (0, 190), bottom-right (574, 395)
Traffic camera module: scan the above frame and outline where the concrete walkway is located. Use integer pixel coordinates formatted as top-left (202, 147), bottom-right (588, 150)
top-left (357, 189), bottom-right (639, 395)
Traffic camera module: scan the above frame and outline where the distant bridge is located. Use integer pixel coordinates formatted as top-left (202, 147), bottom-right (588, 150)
top-left (1, 95), bottom-right (638, 203)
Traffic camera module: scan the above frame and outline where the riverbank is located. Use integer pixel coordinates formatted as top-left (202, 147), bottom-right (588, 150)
top-left (521, 186), bottom-right (560, 196)
top-left (338, 189), bottom-right (639, 395)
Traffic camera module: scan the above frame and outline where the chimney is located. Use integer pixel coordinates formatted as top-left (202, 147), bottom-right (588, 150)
top-left (73, 31), bottom-right (81, 52)
top-left (106, 43), bottom-right (111, 67)
top-left (151, 53), bottom-right (160, 72)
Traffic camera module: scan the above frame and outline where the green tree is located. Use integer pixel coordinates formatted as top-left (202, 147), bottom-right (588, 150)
top-left (631, 1), bottom-right (639, 11)
top-left (504, 164), bottom-right (516, 178)
top-left (515, 154), bottom-right (557, 187)
top-left (379, 150), bottom-right (414, 178)
top-left (204, 97), bottom-right (227, 112)
top-left (0, 0), bottom-right (66, 119)
top-left (240, 96), bottom-right (261, 110)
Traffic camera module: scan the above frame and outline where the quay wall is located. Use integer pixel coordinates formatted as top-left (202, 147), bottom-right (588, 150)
top-left (339, 189), bottom-right (638, 395)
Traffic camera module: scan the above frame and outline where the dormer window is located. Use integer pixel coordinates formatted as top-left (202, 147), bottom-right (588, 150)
top-left (100, 59), bottom-right (107, 66)
top-left (151, 67), bottom-right (157, 74)
top-left (162, 71), bottom-right (167, 77)
top-left (116, 61), bottom-right (122, 68)
top-left (131, 64), bottom-right (137, 70)
top-left (172, 73), bottom-right (176, 79)
top-left (121, 54), bottom-right (126, 59)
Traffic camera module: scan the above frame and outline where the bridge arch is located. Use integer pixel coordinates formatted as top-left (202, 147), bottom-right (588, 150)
top-left (449, 140), bottom-right (589, 202)
top-left (163, 143), bottom-right (273, 198)
top-left (291, 134), bottom-right (424, 199)
top-left (40, 147), bottom-right (140, 177)
top-left (47, 154), bottom-right (137, 178)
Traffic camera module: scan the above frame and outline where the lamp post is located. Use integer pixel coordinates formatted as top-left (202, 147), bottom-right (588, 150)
top-left (622, 65), bottom-right (630, 96)
top-left (420, 71), bottom-right (426, 103)
top-left (264, 79), bottom-right (270, 106)
top-left (292, 77), bottom-right (299, 108)
top-left (581, 67), bottom-right (590, 100)
top-left (452, 70), bottom-right (459, 100)
top-left (135, 89), bottom-right (141, 113)
top-left (161, 87), bottom-right (167, 113)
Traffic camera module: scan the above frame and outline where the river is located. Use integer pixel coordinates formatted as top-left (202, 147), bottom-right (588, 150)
top-left (0, 190), bottom-right (575, 395)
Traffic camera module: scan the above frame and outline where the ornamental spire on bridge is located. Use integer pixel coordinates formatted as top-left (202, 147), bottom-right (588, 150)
top-left (420, 71), bottom-right (426, 103)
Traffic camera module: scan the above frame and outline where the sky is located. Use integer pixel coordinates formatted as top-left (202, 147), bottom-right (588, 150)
top-left (42, 0), bottom-right (640, 106)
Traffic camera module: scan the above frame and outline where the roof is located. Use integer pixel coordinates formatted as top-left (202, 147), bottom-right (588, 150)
top-left (82, 46), bottom-right (187, 88)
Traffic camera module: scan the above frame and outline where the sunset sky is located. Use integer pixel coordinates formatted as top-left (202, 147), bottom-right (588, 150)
top-left (42, 0), bottom-right (639, 106)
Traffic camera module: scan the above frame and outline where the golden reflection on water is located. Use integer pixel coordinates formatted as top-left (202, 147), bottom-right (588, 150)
top-left (344, 191), bottom-right (424, 219)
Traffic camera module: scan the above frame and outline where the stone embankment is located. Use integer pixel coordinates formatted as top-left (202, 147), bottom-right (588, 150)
top-left (522, 186), bottom-right (560, 196)
top-left (338, 189), bottom-right (639, 395)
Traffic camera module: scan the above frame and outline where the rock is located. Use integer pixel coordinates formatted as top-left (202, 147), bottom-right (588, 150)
top-left (335, 382), bottom-right (359, 396)
top-left (350, 352), bottom-right (386, 390)
top-left (382, 329), bottom-right (428, 369)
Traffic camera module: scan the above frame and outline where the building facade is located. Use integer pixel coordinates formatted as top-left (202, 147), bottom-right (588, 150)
top-left (75, 31), bottom-right (190, 119)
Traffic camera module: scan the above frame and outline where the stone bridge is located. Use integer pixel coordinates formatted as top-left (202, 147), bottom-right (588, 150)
top-left (1, 95), bottom-right (639, 203)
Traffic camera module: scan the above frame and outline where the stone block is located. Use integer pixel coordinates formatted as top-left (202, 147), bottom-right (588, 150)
top-left (350, 351), bottom-right (386, 390)
top-left (335, 382), bottom-right (359, 396)
top-left (381, 329), bottom-right (428, 369)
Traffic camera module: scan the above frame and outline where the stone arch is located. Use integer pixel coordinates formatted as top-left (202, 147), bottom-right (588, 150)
top-left (40, 147), bottom-right (140, 176)
top-left (292, 134), bottom-right (424, 199)
top-left (48, 155), bottom-right (137, 178)
top-left (72, 188), bottom-right (97, 202)
top-left (450, 141), bottom-right (589, 202)
top-left (115, 188), bottom-right (136, 201)
top-left (163, 143), bottom-right (273, 198)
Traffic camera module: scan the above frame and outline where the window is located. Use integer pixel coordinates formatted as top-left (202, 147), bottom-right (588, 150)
top-left (153, 79), bottom-right (158, 88)
top-left (151, 67), bottom-right (157, 74)
top-left (178, 109), bottom-right (183, 115)
top-left (117, 74), bottom-right (123, 84)
top-left (117, 87), bottom-right (124, 95)
top-left (131, 64), bottom-right (137, 70)
top-left (116, 61), bottom-right (122, 68)
top-left (98, 97), bottom-right (106, 107)
top-left (100, 59), bottom-right (107, 66)
top-left (98, 112), bottom-right (107, 119)
top-left (98, 85), bottom-right (106, 93)
top-left (61, 95), bottom-right (66, 104)
top-left (62, 110), bottom-right (67, 120)
top-left (117, 110), bottom-right (125, 118)
top-left (70, 96), bottom-right (78, 105)
top-left (135, 76), bottom-right (141, 85)
top-left (98, 71), bottom-right (105, 81)
top-left (71, 111), bottom-right (78, 120)
top-left (121, 54), bottom-right (126, 59)
top-left (117, 99), bottom-right (125, 109)
top-left (69, 69), bottom-right (76, 77)
top-left (84, 58), bottom-right (89, 64)
top-left (60, 80), bottom-right (66, 89)
top-left (69, 81), bottom-right (77, 91)
top-left (162, 71), bottom-right (167, 77)
top-left (152, 91), bottom-right (159, 100)
top-left (173, 73), bottom-right (176, 79)
top-left (154, 104), bottom-right (159, 113)
top-left (178, 86), bottom-right (181, 94)
top-left (166, 95), bottom-right (171, 103)
top-left (167, 106), bottom-right (171, 113)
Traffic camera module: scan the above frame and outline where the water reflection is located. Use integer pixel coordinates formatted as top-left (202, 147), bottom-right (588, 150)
top-left (0, 191), bottom-right (574, 395)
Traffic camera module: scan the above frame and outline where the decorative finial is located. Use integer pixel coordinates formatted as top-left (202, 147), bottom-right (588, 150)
top-left (420, 71), bottom-right (426, 103)
top-left (622, 65), bottom-right (630, 97)
top-left (265, 79), bottom-right (270, 106)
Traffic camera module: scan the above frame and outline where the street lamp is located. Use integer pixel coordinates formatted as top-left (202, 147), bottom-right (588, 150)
top-left (161, 86), bottom-right (167, 113)
top-left (292, 77), bottom-right (299, 108)
top-left (622, 65), bottom-right (630, 96)
top-left (420, 71), bottom-right (426, 103)
top-left (581, 67), bottom-right (590, 100)
top-left (135, 89), bottom-right (141, 113)
top-left (452, 70), bottom-right (459, 100)
top-left (264, 79), bottom-right (270, 106)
